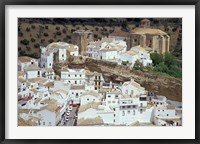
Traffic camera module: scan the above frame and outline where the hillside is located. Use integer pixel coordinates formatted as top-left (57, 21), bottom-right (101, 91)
top-left (18, 18), bottom-right (182, 59)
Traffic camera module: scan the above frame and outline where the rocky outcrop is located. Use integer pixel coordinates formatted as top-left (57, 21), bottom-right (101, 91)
top-left (53, 57), bottom-right (182, 102)
top-left (85, 58), bottom-right (182, 102)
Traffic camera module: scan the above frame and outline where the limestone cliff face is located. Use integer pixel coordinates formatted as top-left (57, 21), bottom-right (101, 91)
top-left (85, 58), bottom-right (182, 102)
top-left (53, 57), bottom-right (182, 102)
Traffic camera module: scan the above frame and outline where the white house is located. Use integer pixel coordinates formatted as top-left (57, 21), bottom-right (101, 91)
top-left (66, 44), bottom-right (79, 56)
top-left (119, 45), bottom-right (152, 67)
top-left (80, 91), bottom-right (101, 105)
top-left (152, 105), bottom-right (181, 126)
top-left (36, 103), bottom-right (62, 126)
top-left (69, 84), bottom-right (85, 104)
top-left (47, 42), bottom-right (79, 62)
top-left (122, 79), bottom-right (146, 96)
top-left (85, 38), bottom-right (126, 61)
top-left (40, 47), bottom-right (54, 68)
top-left (18, 56), bottom-right (39, 71)
top-left (61, 68), bottom-right (85, 85)
top-left (24, 64), bottom-right (42, 79)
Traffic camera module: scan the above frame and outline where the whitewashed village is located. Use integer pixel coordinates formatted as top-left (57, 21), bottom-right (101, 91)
top-left (18, 19), bottom-right (182, 126)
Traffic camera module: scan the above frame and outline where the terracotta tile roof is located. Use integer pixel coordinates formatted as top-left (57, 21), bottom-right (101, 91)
top-left (28, 78), bottom-right (49, 83)
top-left (53, 89), bottom-right (68, 95)
top-left (29, 116), bottom-right (41, 121)
top-left (127, 50), bottom-right (139, 56)
top-left (156, 116), bottom-right (181, 122)
top-left (18, 117), bottom-right (30, 126)
top-left (44, 82), bottom-right (54, 87)
top-left (18, 109), bottom-right (31, 114)
top-left (24, 64), bottom-right (41, 71)
top-left (29, 88), bottom-right (38, 93)
top-left (18, 56), bottom-right (36, 63)
top-left (18, 77), bottom-right (26, 83)
top-left (80, 91), bottom-right (99, 97)
top-left (130, 45), bottom-right (152, 52)
top-left (44, 68), bottom-right (54, 72)
top-left (131, 28), bottom-right (167, 35)
top-left (78, 102), bottom-right (101, 113)
top-left (48, 42), bottom-right (69, 49)
top-left (166, 105), bottom-right (176, 110)
top-left (109, 31), bottom-right (129, 37)
top-left (77, 116), bottom-right (103, 126)
top-left (34, 98), bottom-right (42, 104)
top-left (70, 84), bottom-right (85, 90)
top-left (18, 71), bottom-right (25, 77)
top-left (42, 103), bottom-right (62, 112)
top-left (130, 121), bottom-right (140, 126)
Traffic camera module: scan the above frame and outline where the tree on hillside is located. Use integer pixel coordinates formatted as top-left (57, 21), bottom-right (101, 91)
top-left (150, 53), bottom-right (163, 66)
top-left (164, 52), bottom-right (176, 67)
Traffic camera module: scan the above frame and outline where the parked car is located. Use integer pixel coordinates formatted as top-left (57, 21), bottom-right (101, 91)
top-left (65, 116), bottom-right (69, 121)
top-left (66, 111), bottom-right (70, 116)
top-left (68, 106), bottom-right (72, 111)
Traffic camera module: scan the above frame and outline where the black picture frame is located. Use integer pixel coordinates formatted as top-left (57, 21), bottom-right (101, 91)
top-left (0, 0), bottom-right (199, 143)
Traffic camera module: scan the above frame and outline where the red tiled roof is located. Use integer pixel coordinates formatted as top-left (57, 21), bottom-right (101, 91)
top-left (109, 32), bottom-right (129, 37)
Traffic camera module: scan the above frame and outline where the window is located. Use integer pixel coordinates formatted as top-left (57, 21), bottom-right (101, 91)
top-left (68, 75), bottom-right (70, 77)
top-left (87, 98), bottom-right (89, 101)
top-left (112, 101), bottom-right (115, 103)
top-left (127, 110), bottom-right (131, 114)
top-left (122, 111), bottom-right (125, 116)
top-left (113, 108), bottom-right (115, 111)
top-left (75, 74), bottom-right (77, 77)
top-left (80, 74), bottom-right (81, 77)
top-left (167, 114), bottom-right (169, 116)
top-left (133, 110), bottom-right (135, 115)
top-left (127, 106), bottom-right (131, 108)
top-left (108, 101), bottom-right (111, 104)
top-left (115, 95), bottom-right (118, 98)
top-left (38, 71), bottom-right (40, 75)
top-left (62, 54), bottom-right (64, 57)
top-left (31, 62), bottom-right (34, 64)
top-left (114, 119), bottom-right (115, 122)
top-left (49, 63), bottom-right (51, 66)
top-left (43, 122), bottom-right (45, 125)
top-left (108, 95), bottom-right (111, 98)
top-left (122, 106), bottom-right (125, 109)
top-left (114, 114), bottom-right (115, 117)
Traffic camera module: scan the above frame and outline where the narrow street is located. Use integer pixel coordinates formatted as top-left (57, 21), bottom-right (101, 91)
top-left (64, 107), bottom-right (78, 126)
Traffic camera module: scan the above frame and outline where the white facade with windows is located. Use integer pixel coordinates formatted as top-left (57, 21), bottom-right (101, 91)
top-left (18, 56), bottom-right (39, 71)
top-left (61, 68), bottom-right (85, 85)
top-left (24, 64), bottom-right (42, 79)
top-left (122, 79), bottom-right (146, 96)
top-left (80, 91), bottom-right (101, 105)
top-left (119, 45), bottom-right (152, 67)
top-left (40, 47), bottom-right (54, 68)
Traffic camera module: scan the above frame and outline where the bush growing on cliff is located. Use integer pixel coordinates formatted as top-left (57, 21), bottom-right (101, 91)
top-left (133, 60), bottom-right (144, 71)
top-left (150, 53), bottom-right (163, 66)
top-left (150, 52), bottom-right (182, 78)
